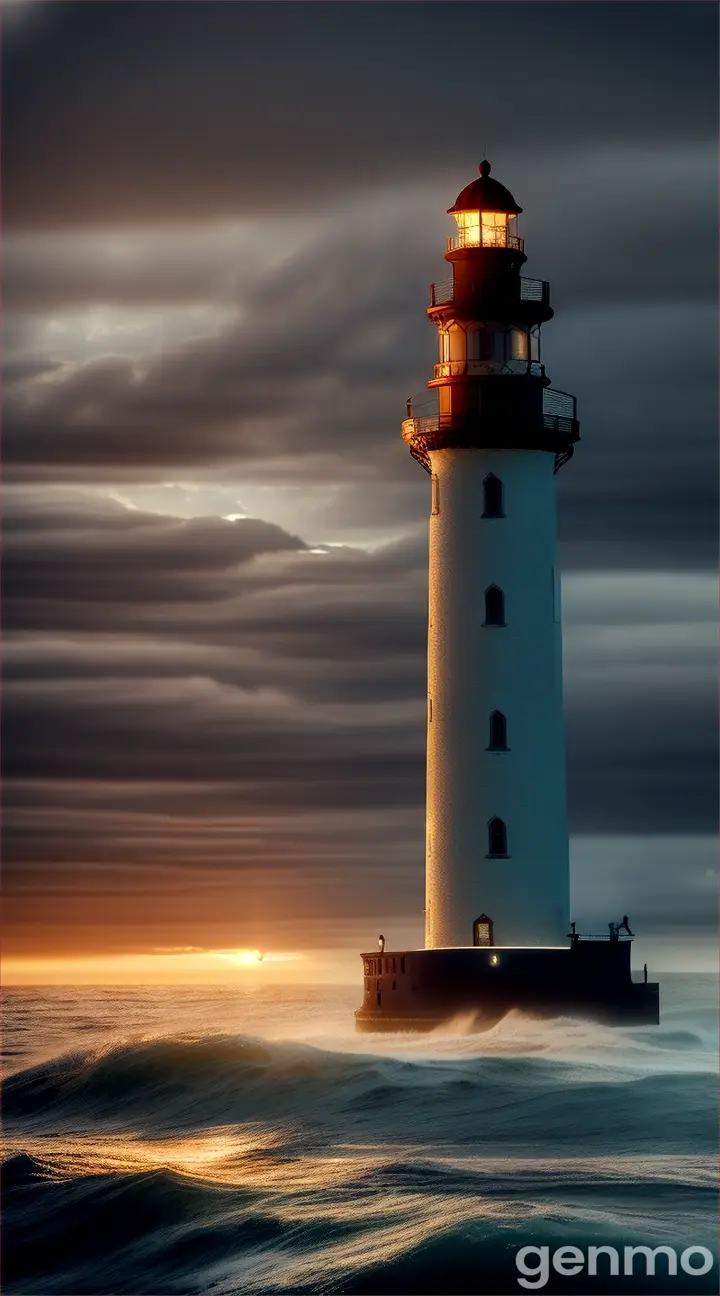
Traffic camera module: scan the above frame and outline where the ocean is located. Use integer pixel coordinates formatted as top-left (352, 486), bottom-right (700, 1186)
top-left (2, 976), bottom-right (717, 1295)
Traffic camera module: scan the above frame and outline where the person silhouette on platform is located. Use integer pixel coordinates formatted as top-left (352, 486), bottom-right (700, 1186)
top-left (619, 914), bottom-right (634, 936)
top-left (378, 934), bottom-right (386, 954)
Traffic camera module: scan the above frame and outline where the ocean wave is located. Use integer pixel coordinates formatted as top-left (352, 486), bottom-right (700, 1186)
top-left (3, 1148), bottom-right (718, 1296)
top-left (3, 1032), bottom-right (716, 1154)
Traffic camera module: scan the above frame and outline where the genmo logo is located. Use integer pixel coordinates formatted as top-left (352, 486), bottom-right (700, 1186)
top-left (515, 1244), bottom-right (716, 1289)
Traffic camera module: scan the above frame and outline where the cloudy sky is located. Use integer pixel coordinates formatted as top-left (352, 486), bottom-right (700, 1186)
top-left (3, 1), bottom-right (717, 981)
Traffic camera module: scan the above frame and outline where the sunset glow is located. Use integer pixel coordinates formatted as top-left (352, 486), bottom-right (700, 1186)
top-left (2, 948), bottom-right (306, 986)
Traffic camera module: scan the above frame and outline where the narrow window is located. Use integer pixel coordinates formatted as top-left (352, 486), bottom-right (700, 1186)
top-left (438, 330), bottom-right (450, 363)
top-left (428, 696), bottom-right (433, 723)
top-left (431, 474), bottom-right (440, 516)
top-left (511, 328), bottom-right (529, 362)
top-left (487, 817), bottom-right (508, 858)
top-left (494, 329), bottom-right (508, 363)
top-left (488, 710), bottom-right (508, 750)
top-left (484, 585), bottom-right (505, 626)
top-left (467, 326), bottom-right (493, 361)
top-left (482, 474), bottom-right (504, 518)
top-left (448, 324), bottom-right (465, 363)
top-left (401, 957), bottom-right (406, 974)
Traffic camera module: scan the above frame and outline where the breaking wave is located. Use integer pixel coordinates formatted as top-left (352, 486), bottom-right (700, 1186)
top-left (3, 984), bottom-right (717, 1294)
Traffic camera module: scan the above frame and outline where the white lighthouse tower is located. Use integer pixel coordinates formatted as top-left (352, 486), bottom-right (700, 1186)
top-left (407, 159), bottom-right (576, 951)
top-left (355, 161), bottom-right (659, 1032)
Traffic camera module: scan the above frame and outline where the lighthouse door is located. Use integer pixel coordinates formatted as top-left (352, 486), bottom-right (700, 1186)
top-left (473, 914), bottom-right (494, 947)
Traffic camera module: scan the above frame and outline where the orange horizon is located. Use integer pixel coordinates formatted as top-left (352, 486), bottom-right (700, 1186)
top-left (1, 947), bottom-right (368, 986)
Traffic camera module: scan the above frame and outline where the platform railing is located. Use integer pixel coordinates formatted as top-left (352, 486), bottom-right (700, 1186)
top-left (433, 359), bottom-right (546, 380)
top-left (429, 277), bottom-right (454, 307)
top-left (569, 932), bottom-right (633, 941)
top-left (447, 231), bottom-right (524, 253)
top-left (429, 275), bottom-right (549, 309)
top-left (404, 386), bottom-right (576, 428)
top-left (542, 387), bottom-right (576, 421)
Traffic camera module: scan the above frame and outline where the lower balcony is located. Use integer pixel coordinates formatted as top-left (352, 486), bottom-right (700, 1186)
top-left (401, 387), bottom-right (579, 471)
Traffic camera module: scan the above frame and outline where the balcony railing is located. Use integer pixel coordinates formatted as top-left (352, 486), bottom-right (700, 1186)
top-left (429, 275), bottom-right (549, 309)
top-left (520, 277), bottom-right (549, 303)
top-left (447, 231), bottom-right (524, 254)
top-left (542, 387), bottom-right (576, 423)
top-left (403, 387), bottom-right (577, 437)
top-left (569, 933), bottom-right (633, 942)
top-left (429, 276), bottom-right (454, 307)
top-left (433, 359), bottom-right (545, 380)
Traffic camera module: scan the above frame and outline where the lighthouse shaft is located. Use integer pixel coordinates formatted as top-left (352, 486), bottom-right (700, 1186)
top-left (425, 448), bottom-right (568, 948)
top-left (401, 161), bottom-right (580, 951)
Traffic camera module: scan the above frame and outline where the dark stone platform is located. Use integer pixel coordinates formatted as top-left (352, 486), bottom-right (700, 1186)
top-left (355, 940), bottom-right (659, 1032)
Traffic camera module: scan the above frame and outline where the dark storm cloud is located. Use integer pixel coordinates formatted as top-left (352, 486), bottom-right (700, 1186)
top-left (3, 224), bottom-right (430, 476)
top-left (4, 143), bottom-right (717, 315)
top-left (5, 218), bottom-right (717, 569)
top-left (3, 3), bottom-right (717, 228)
top-left (3, 492), bottom-right (716, 830)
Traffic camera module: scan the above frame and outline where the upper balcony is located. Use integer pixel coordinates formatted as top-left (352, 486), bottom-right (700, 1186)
top-left (430, 276), bottom-right (549, 310)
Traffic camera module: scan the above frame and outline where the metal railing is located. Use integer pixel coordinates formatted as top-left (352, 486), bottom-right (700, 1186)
top-left (433, 359), bottom-right (545, 380)
top-left (569, 932), bottom-right (633, 941)
top-left (520, 277), bottom-right (548, 303)
top-left (429, 277), bottom-right (454, 307)
top-left (402, 414), bottom-right (442, 439)
top-left (429, 275), bottom-right (548, 309)
top-left (447, 231), bottom-right (524, 253)
top-left (403, 387), bottom-right (577, 436)
top-left (543, 387), bottom-right (576, 420)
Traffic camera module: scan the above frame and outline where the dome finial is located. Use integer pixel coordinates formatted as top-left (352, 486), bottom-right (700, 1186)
top-left (479, 159), bottom-right (491, 177)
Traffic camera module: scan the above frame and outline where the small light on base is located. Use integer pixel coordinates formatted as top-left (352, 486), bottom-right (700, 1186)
top-left (490, 954), bottom-right (499, 967)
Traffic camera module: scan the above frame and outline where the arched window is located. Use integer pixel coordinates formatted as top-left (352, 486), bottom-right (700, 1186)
top-left (482, 474), bottom-right (504, 518)
top-left (473, 914), bottom-right (494, 947)
top-left (488, 710), bottom-right (508, 750)
top-left (487, 817), bottom-right (508, 858)
top-left (484, 585), bottom-right (505, 626)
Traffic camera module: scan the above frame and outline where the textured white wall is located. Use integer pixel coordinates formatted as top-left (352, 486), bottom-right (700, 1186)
top-left (425, 447), bottom-right (569, 948)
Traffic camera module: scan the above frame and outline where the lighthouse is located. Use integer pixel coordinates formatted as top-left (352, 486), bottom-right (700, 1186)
top-left (355, 161), bottom-right (659, 1031)
top-left (417, 160), bottom-right (572, 951)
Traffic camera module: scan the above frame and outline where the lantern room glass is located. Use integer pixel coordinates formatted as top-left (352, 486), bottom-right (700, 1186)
top-left (452, 210), bottom-right (519, 249)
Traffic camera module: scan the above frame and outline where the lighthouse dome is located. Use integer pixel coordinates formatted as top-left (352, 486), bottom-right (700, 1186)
top-left (448, 160), bottom-right (522, 215)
